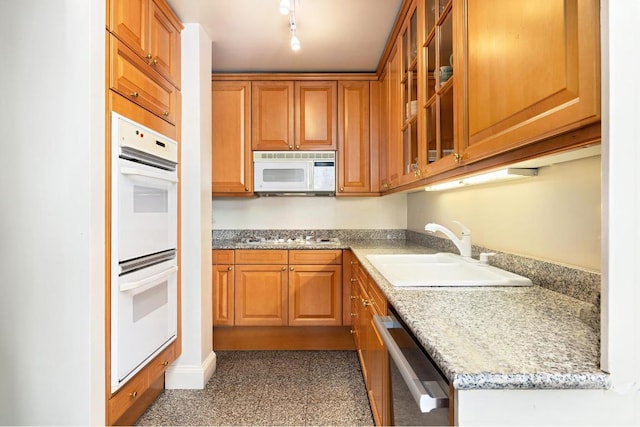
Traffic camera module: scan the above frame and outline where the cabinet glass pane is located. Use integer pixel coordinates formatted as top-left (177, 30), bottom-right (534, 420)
top-left (438, 0), bottom-right (450, 17)
top-left (410, 11), bottom-right (417, 63)
top-left (403, 122), bottom-right (418, 175)
top-left (425, 0), bottom-right (436, 36)
top-left (439, 86), bottom-right (454, 154)
top-left (425, 102), bottom-right (437, 163)
top-left (402, 29), bottom-right (409, 75)
top-left (426, 39), bottom-right (436, 100)
top-left (438, 11), bottom-right (453, 87)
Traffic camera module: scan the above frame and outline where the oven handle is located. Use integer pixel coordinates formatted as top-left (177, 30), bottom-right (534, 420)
top-left (120, 266), bottom-right (178, 295)
top-left (373, 314), bottom-right (449, 413)
top-left (121, 166), bottom-right (178, 183)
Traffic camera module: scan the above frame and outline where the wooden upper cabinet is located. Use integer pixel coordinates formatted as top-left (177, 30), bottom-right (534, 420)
top-left (295, 81), bottom-right (337, 150)
top-left (463, 0), bottom-right (600, 162)
top-left (212, 81), bottom-right (253, 195)
top-left (110, 0), bottom-right (182, 89)
top-left (149, 0), bottom-right (182, 88)
top-left (252, 81), bottom-right (295, 150)
top-left (337, 81), bottom-right (371, 195)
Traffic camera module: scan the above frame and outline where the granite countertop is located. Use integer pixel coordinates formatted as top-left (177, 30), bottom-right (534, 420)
top-left (212, 237), bottom-right (609, 390)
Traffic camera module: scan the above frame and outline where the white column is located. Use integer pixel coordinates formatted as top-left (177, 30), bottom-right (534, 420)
top-left (165, 23), bottom-right (215, 389)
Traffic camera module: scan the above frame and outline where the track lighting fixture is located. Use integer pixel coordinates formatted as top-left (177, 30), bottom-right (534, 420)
top-left (279, 0), bottom-right (300, 51)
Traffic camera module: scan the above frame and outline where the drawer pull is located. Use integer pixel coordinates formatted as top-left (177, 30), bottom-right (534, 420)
top-left (130, 91), bottom-right (139, 98)
top-left (162, 361), bottom-right (169, 367)
top-left (129, 391), bottom-right (138, 398)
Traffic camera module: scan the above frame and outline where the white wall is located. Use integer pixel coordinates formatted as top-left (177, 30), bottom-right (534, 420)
top-left (165, 24), bottom-right (215, 389)
top-left (407, 155), bottom-right (601, 270)
top-left (0, 0), bottom-right (105, 425)
top-left (212, 193), bottom-right (408, 229)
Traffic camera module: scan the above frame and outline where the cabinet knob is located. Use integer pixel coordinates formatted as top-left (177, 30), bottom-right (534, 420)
top-left (295, 145), bottom-right (300, 149)
top-left (290, 267), bottom-right (294, 271)
top-left (350, 278), bottom-right (357, 283)
top-left (244, 187), bottom-right (249, 192)
top-left (162, 360), bottom-right (169, 367)
top-left (129, 391), bottom-right (138, 398)
top-left (288, 145), bottom-right (293, 150)
top-left (163, 111), bottom-right (169, 117)
top-left (146, 53), bottom-right (153, 60)
top-left (349, 329), bottom-right (356, 334)
top-left (281, 266), bottom-right (286, 271)
top-left (350, 295), bottom-right (358, 300)
top-left (152, 59), bottom-right (158, 65)
top-left (130, 91), bottom-right (139, 98)
top-left (227, 266), bottom-right (233, 271)
top-left (339, 187), bottom-right (345, 192)
top-left (454, 153), bottom-right (462, 163)
top-left (362, 298), bottom-right (373, 307)
top-left (350, 313), bottom-right (357, 317)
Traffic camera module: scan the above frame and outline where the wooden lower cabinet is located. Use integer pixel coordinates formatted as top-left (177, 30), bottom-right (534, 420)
top-left (350, 252), bottom-right (389, 426)
top-left (235, 264), bottom-right (289, 326)
top-left (289, 257), bottom-right (342, 326)
top-left (212, 250), bottom-right (235, 326)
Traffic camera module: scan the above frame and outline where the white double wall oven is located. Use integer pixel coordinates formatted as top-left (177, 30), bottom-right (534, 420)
top-left (110, 113), bottom-right (178, 393)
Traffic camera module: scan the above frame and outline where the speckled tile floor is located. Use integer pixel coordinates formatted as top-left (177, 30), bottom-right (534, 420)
top-left (136, 350), bottom-right (374, 426)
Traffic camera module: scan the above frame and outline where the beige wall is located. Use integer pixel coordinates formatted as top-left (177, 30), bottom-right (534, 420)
top-left (212, 193), bottom-right (408, 230)
top-left (407, 155), bottom-right (602, 271)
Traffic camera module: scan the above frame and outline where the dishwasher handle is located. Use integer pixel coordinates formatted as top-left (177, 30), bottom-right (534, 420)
top-left (373, 314), bottom-right (449, 413)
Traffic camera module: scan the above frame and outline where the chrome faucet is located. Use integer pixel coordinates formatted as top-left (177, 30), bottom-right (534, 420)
top-left (424, 221), bottom-right (472, 258)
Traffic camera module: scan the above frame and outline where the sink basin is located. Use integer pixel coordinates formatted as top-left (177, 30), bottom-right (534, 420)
top-left (366, 253), bottom-right (532, 287)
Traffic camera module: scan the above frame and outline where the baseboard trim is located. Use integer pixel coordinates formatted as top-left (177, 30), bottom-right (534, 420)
top-left (213, 326), bottom-right (356, 350)
top-left (164, 351), bottom-right (217, 389)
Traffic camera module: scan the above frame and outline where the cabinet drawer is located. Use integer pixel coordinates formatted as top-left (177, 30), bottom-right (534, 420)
top-left (235, 250), bottom-right (288, 265)
top-left (366, 277), bottom-right (387, 316)
top-left (146, 344), bottom-right (175, 382)
top-left (289, 249), bottom-right (342, 265)
top-left (108, 371), bottom-right (148, 423)
top-left (213, 249), bottom-right (235, 265)
top-left (110, 35), bottom-right (177, 124)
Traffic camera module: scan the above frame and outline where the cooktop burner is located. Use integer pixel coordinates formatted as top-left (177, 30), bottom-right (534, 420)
top-left (242, 237), bottom-right (340, 245)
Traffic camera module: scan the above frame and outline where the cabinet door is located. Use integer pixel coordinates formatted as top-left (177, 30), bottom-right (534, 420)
top-left (149, 0), bottom-right (181, 88)
top-left (464, 0), bottom-right (600, 162)
top-left (110, 35), bottom-right (177, 124)
top-left (288, 265), bottom-right (342, 326)
top-left (386, 45), bottom-right (403, 189)
top-left (337, 81), bottom-right (371, 195)
top-left (213, 264), bottom-right (234, 326)
top-left (368, 314), bottom-right (388, 426)
top-left (252, 81), bottom-right (295, 150)
top-left (295, 81), bottom-right (337, 150)
top-left (234, 265), bottom-right (288, 326)
top-left (110, 0), bottom-right (149, 59)
top-left (211, 81), bottom-right (253, 195)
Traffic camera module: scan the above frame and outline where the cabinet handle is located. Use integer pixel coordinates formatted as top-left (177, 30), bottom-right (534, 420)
top-left (350, 295), bottom-right (358, 300)
top-left (290, 267), bottom-right (294, 271)
top-left (295, 145), bottom-right (300, 149)
top-left (339, 187), bottom-right (345, 192)
top-left (288, 145), bottom-right (293, 150)
top-left (350, 278), bottom-right (357, 283)
top-left (281, 266), bottom-right (286, 271)
top-left (130, 91), bottom-right (139, 98)
top-left (163, 111), bottom-right (169, 117)
top-left (362, 298), bottom-right (373, 307)
top-left (129, 391), bottom-right (138, 398)
top-left (146, 53), bottom-right (153, 60)
top-left (350, 329), bottom-right (356, 334)
top-left (454, 153), bottom-right (462, 163)
top-left (244, 187), bottom-right (249, 192)
top-left (227, 266), bottom-right (233, 271)
top-left (152, 58), bottom-right (158, 65)
top-left (162, 360), bottom-right (169, 367)
top-left (350, 313), bottom-right (357, 317)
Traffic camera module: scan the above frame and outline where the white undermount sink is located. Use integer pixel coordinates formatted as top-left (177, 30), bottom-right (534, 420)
top-left (366, 253), bottom-right (533, 287)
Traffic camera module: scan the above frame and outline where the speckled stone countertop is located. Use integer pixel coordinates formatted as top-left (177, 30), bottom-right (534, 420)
top-left (347, 242), bottom-right (609, 391)
top-left (212, 234), bottom-right (608, 390)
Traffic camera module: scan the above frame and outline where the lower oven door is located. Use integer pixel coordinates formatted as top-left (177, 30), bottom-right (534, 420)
top-left (111, 259), bottom-right (177, 392)
top-left (373, 310), bottom-right (450, 426)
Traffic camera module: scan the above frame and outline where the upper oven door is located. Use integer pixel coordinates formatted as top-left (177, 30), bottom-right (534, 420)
top-left (254, 161), bottom-right (313, 192)
top-left (116, 157), bottom-right (177, 262)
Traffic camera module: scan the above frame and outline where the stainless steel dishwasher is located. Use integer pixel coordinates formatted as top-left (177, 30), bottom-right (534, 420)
top-left (373, 306), bottom-right (450, 426)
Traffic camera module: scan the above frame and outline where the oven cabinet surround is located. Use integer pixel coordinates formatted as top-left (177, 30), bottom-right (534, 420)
top-left (211, 81), bottom-right (253, 196)
top-left (106, 0), bottom-right (182, 424)
top-left (251, 81), bottom-right (337, 151)
top-left (212, 249), bottom-right (344, 328)
top-left (348, 252), bottom-right (389, 426)
top-left (376, 0), bottom-right (601, 194)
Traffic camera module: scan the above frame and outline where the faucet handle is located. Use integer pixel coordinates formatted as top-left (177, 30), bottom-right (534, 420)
top-left (479, 252), bottom-right (496, 264)
top-left (452, 220), bottom-right (471, 236)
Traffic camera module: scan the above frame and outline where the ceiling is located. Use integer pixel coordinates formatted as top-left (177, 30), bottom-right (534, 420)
top-left (167, 0), bottom-right (404, 73)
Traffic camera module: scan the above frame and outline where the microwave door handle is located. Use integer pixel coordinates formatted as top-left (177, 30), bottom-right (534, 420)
top-left (373, 315), bottom-right (449, 413)
top-left (120, 166), bottom-right (179, 183)
top-left (120, 266), bottom-right (178, 295)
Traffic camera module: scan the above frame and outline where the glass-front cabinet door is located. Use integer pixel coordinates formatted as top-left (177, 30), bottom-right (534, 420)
top-left (399, 5), bottom-right (420, 184)
top-left (419, 0), bottom-right (460, 176)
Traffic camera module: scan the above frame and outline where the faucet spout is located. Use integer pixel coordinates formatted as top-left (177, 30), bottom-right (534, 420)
top-left (424, 221), bottom-right (472, 257)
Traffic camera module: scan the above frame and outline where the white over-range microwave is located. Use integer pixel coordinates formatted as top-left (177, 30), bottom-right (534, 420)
top-left (253, 151), bottom-right (336, 195)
